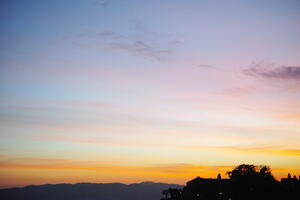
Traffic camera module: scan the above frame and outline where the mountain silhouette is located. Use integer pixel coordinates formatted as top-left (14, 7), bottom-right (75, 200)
top-left (0, 182), bottom-right (183, 200)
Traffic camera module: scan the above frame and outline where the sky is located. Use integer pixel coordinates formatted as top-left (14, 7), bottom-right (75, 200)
top-left (0, 0), bottom-right (300, 188)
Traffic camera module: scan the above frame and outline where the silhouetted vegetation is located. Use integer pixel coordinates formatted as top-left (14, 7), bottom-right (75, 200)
top-left (161, 164), bottom-right (300, 200)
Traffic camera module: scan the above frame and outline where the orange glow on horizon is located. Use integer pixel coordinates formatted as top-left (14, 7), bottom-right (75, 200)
top-left (0, 157), bottom-right (299, 188)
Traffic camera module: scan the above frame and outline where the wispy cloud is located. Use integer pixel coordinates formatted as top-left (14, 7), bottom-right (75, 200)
top-left (185, 145), bottom-right (300, 157)
top-left (196, 64), bottom-right (217, 69)
top-left (79, 31), bottom-right (122, 40)
top-left (0, 155), bottom-right (234, 181)
top-left (222, 87), bottom-right (256, 96)
top-left (90, 0), bottom-right (110, 7)
top-left (244, 63), bottom-right (300, 80)
top-left (40, 135), bottom-right (174, 148)
top-left (0, 157), bottom-right (115, 171)
top-left (217, 146), bottom-right (300, 157)
top-left (0, 155), bottom-right (228, 176)
top-left (76, 24), bottom-right (179, 62)
top-left (109, 40), bottom-right (174, 62)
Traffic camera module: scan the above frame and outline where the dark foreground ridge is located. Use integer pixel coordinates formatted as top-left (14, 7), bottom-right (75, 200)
top-left (161, 164), bottom-right (300, 200)
top-left (0, 182), bottom-right (182, 200)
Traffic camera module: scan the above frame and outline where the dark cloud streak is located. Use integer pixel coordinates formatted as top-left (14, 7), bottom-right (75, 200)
top-left (244, 64), bottom-right (300, 80)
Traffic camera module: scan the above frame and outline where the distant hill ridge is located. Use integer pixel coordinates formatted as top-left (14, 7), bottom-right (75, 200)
top-left (0, 182), bottom-right (183, 200)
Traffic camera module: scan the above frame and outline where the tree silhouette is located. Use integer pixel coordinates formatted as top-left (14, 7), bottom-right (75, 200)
top-left (227, 164), bottom-right (274, 181)
top-left (161, 188), bottom-right (182, 200)
top-left (227, 164), bottom-right (276, 200)
top-left (162, 189), bottom-right (169, 200)
top-left (168, 188), bottom-right (181, 200)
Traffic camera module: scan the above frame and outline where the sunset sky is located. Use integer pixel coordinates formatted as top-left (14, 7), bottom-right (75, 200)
top-left (0, 0), bottom-right (300, 188)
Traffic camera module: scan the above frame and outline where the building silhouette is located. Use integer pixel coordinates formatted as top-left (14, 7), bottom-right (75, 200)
top-left (161, 169), bottom-right (300, 200)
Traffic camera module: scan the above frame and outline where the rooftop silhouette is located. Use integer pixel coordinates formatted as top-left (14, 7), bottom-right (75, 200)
top-left (161, 164), bottom-right (300, 200)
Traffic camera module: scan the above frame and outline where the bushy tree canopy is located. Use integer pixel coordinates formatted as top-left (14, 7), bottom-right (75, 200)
top-left (227, 164), bottom-right (275, 182)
